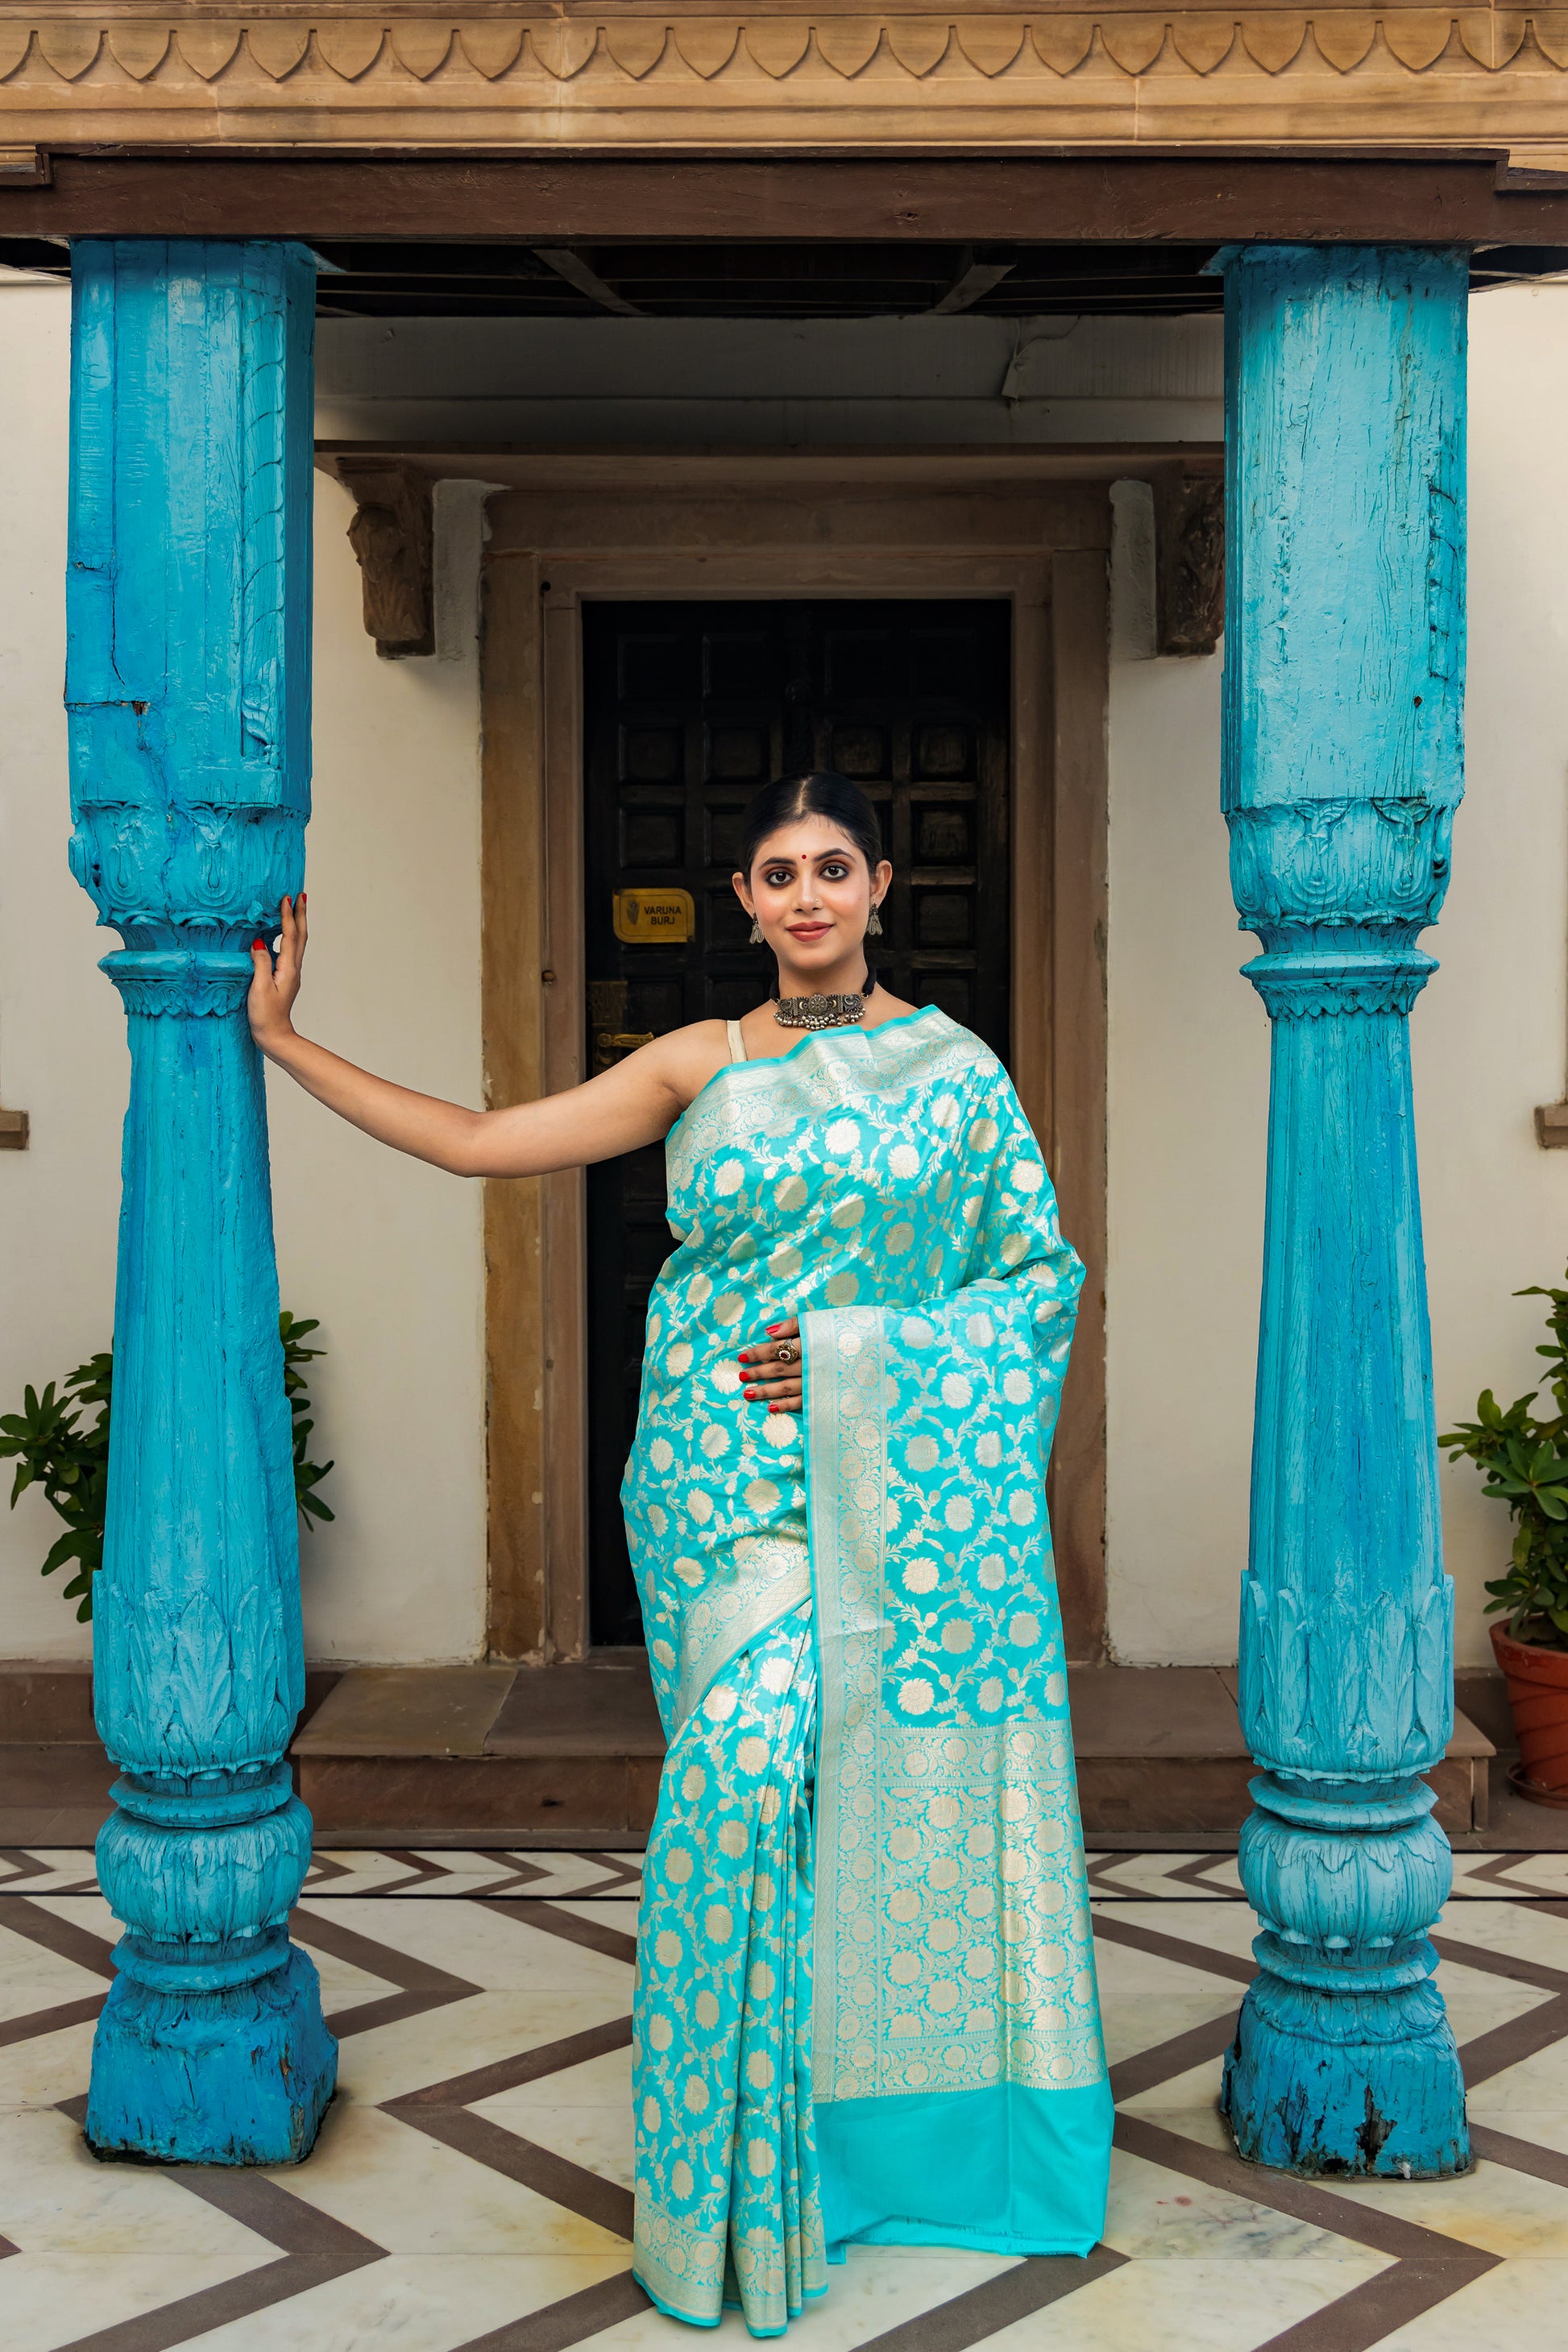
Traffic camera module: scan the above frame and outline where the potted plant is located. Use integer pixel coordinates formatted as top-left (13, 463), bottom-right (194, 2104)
top-left (1441, 1267), bottom-right (1568, 1804)
top-left (1, 1311), bottom-right (334, 1623)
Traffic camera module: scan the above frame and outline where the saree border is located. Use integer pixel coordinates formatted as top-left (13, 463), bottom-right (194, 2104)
top-left (803, 1300), bottom-right (887, 2096)
top-left (666, 1007), bottom-right (969, 1202)
top-left (804, 1302), bottom-right (1106, 2109)
top-left (669, 1531), bottom-right (812, 1737)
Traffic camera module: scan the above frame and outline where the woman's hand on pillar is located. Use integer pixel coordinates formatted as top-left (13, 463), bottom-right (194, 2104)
top-left (738, 1316), bottom-right (803, 1415)
top-left (247, 894), bottom-right (783, 1180)
top-left (241, 894), bottom-right (683, 1178)
top-left (247, 894), bottom-right (306, 1052)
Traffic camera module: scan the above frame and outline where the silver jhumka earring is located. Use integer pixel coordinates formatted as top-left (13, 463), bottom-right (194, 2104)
top-left (867, 904), bottom-right (884, 937)
top-left (749, 917), bottom-right (763, 944)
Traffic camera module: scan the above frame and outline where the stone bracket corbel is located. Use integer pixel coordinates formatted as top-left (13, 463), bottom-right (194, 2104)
top-left (1535, 1101), bottom-right (1568, 1148)
top-left (1151, 464), bottom-right (1226, 657)
top-left (339, 460), bottom-right (434, 659)
top-left (0, 1105), bottom-right (28, 1150)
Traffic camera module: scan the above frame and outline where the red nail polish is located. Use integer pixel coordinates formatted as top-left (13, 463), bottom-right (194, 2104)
top-left (251, 937), bottom-right (264, 950)
top-left (765, 1325), bottom-right (782, 1335)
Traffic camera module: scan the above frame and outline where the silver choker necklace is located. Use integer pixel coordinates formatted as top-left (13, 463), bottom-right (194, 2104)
top-left (771, 970), bottom-right (876, 1031)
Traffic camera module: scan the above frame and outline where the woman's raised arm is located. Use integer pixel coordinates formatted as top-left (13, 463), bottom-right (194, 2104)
top-left (247, 896), bottom-right (701, 1178)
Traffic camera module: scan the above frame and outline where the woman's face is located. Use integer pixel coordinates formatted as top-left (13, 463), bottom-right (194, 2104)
top-left (735, 816), bottom-right (891, 979)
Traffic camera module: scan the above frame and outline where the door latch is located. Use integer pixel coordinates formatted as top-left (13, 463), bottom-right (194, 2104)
top-left (589, 980), bottom-right (658, 1072)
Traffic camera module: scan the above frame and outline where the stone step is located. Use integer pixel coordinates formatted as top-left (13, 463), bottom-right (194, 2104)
top-left (1068, 1665), bottom-right (1493, 1840)
top-left (292, 1654), bottom-right (665, 1847)
top-left (289, 1657), bottom-right (1496, 1847)
top-left (0, 1658), bottom-right (1497, 1847)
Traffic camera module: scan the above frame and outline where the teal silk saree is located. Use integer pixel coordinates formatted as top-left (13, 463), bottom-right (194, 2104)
top-left (621, 1006), bottom-right (1111, 2336)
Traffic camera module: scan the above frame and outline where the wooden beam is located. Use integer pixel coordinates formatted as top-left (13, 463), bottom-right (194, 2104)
top-left (0, 147), bottom-right (48, 189)
top-left (926, 251), bottom-right (1015, 315)
top-left (317, 446), bottom-right (1224, 492)
top-left (533, 248), bottom-right (645, 316)
top-left (6, 152), bottom-right (1568, 246)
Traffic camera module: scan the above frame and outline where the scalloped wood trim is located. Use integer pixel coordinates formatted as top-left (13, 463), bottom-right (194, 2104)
top-left (0, 12), bottom-right (1566, 147)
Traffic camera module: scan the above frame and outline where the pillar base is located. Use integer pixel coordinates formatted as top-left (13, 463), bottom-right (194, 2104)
top-left (1222, 1977), bottom-right (1470, 2180)
top-left (85, 1946), bottom-right (338, 2167)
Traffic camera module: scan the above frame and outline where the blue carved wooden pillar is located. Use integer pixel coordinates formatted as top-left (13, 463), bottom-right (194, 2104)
top-left (1217, 244), bottom-right (1470, 2178)
top-left (67, 240), bottom-right (336, 2163)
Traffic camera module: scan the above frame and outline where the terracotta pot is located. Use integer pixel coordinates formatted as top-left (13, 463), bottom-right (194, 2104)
top-left (1491, 1621), bottom-right (1568, 1799)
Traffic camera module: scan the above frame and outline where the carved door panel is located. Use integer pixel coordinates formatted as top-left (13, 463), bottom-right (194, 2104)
top-left (583, 598), bottom-right (1010, 1645)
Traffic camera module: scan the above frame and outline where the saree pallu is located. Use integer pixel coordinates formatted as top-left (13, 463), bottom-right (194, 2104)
top-left (622, 1007), bottom-right (1112, 2336)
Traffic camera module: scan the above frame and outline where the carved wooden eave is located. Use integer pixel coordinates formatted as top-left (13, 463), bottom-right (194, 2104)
top-left (0, 11), bottom-right (1566, 161)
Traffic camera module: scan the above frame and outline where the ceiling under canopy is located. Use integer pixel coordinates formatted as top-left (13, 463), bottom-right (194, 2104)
top-left (4, 238), bottom-right (1563, 321)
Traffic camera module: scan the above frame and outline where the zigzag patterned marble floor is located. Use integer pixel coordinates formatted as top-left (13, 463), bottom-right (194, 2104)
top-left (3, 1850), bottom-right (1568, 2351)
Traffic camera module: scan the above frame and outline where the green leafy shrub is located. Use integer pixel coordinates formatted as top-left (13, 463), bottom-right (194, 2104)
top-left (0, 1313), bottom-right (334, 1623)
top-left (280, 1313), bottom-right (336, 1538)
top-left (0, 1351), bottom-right (113, 1624)
top-left (1441, 1267), bottom-right (1568, 1649)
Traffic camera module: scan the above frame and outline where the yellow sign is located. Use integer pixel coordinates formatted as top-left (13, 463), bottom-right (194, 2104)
top-left (613, 888), bottom-right (694, 945)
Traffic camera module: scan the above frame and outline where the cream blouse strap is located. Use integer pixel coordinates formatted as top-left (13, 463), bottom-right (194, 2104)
top-left (725, 1018), bottom-right (749, 1065)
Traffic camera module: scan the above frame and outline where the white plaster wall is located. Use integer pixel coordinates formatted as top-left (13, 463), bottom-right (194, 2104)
top-left (1423, 285), bottom-right (1568, 1668)
top-left (0, 283), bottom-right (121, 1663)
top-left (315, 312), bottom-right (1224, 448)
top-left (0, 280), bottom-right (487, 1665)
top-left (6, 279), bottom-right (1567, 1674)
top-left (1104, 483), bottom-right (1266, 1665)
top-left (268, 474), bottom-right (487, 1664)
top-left (1102, 283), bottom-right (1568, 1670)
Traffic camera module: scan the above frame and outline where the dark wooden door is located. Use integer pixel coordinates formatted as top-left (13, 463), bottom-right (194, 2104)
top-left (583, 598), bottom-right (1011, 1645)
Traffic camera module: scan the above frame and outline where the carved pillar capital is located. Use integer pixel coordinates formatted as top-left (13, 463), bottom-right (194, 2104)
top-left (1229, 794), bottom-right (1453, 1016)
top-left (100, 948), bottom-right (258, 1019)
top-left (1229, 796), bottom-right (1454, 940)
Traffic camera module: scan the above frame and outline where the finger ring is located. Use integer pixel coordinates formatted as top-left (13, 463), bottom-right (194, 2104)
top-left (776, 1342), bottom-right (798, 1364)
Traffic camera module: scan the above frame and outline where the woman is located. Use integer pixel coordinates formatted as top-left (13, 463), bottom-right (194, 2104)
top-left (248, 769), bottom-right (1111, 2337)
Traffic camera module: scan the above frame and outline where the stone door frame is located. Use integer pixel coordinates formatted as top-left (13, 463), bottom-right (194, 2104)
top-left (477, 450), bottom-right (1130, 1665)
